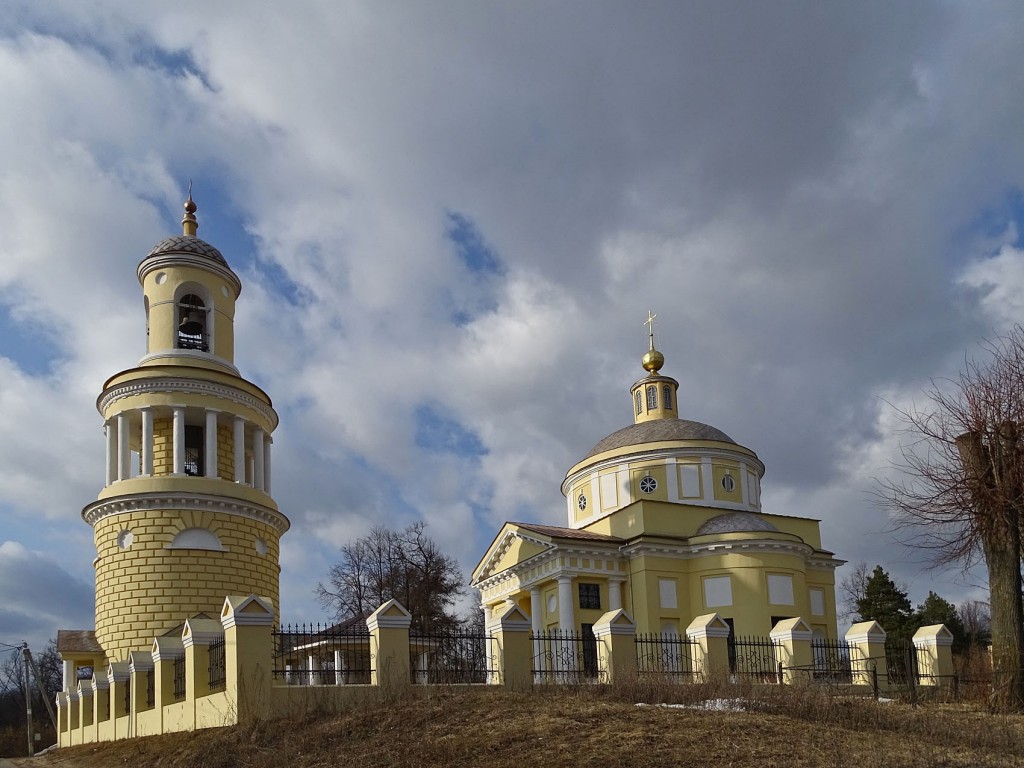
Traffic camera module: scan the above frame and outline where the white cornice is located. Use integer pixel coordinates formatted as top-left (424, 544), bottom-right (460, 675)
top-left (99, 377), bottom-right (277, 429)
top-left (82, 492), bottom-right (290, 534)
top-left (137, 350), bottom-right (239, 375)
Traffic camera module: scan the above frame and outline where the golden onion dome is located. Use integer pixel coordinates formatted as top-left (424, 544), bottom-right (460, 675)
top-left (642, 347), bottom-right (665, 374)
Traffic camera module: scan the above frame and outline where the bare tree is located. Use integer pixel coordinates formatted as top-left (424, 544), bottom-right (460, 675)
top-left (879, 328), bottom-right (1024, 711)
top-left (317, 522), bottom-right (465, 632)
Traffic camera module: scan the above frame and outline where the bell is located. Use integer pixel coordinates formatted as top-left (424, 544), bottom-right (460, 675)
top-left (179, 311), bottom-right (204, 335)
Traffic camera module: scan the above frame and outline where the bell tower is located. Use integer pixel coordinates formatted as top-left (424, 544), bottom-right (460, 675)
top-left (82, 194), bottom-right (288, 661)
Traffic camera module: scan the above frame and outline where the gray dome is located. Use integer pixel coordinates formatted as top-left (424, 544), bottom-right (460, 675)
top-left (584, 419), bottom-right (735, 459)
top-left (146, 235), bottom-right (228, 267)
top-left (695, 512), bottom-right (777, 536)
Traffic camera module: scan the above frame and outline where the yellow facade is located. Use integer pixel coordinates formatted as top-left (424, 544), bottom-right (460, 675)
top-left (58, 195), bottom-right (289, 665)
top-left (473, 330), bottom-right (843, 642)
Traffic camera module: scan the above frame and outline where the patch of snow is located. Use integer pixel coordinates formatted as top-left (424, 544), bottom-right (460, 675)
top-left (636, 699), bottom-right (747, 712)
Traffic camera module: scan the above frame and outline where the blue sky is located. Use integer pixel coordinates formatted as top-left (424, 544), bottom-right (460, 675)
top-left (3, 1), bottom-right (1024, 652)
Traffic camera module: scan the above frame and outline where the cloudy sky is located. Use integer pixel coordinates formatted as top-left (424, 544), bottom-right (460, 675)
top-left (2, 1), bottom-right (1024, 652)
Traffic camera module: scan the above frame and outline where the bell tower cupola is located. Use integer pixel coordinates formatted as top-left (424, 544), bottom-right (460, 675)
top-left (136, 190), bottom-right (242, 375)
top-left (630, 311), bottom-right (679, 423)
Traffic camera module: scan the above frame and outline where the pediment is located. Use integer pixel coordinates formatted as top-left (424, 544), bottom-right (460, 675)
top-left (472, 524), bottom-right (556, 583)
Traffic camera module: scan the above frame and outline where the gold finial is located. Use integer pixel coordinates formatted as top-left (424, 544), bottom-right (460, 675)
top-left (642, 310), bottom-right (665, 374)
top-left (182, 179), bottom-right (198, 236)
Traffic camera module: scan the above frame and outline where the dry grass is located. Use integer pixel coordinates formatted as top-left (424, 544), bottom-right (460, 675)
top-left (16, 683), bottom-right (1024, 768)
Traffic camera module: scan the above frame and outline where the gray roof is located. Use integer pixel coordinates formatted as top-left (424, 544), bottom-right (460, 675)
top-left (695, 512), bottom-right (778, 536)
top-left (146, 235), bottom-right (229, 267)
top-left (584, 419), bottom-right (736, 459)
top-left (512, 522), bottom-right (623, 543)
top-left (56, 629), bottom-right (102, 655)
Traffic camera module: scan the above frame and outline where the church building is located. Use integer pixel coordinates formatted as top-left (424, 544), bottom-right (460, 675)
top-left (472, 318), bottom-right (843, 642)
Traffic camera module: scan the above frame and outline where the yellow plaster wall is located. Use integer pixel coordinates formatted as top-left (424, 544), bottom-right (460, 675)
top-left (93, 511), bottom-right (280, 660)
top-left (143, 265), bottom-right (237, 362)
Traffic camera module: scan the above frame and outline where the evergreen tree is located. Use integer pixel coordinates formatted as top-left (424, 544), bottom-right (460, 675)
top-left (916, 591), bottom-right (968, 654)
top-left (855, 565), bottom-right (914, 640)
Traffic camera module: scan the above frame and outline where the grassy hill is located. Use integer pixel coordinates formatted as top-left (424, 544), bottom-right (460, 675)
top-left (13, 686), bottom-right (1024, 768)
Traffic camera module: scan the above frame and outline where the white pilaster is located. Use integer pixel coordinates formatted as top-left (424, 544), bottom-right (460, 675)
top-left (233, 416), bottom-right (245, 483)
top-left (253, 427), bottom-right (265, 491)
top-left (205, 410), bottom-right (219, 478)
top-left (104, 421), bottom-right (116, 487)
top-left (117, 412), bottom-right (131, 481)
top-left (140, 408), bottom-right (154, 476)
top-left (557, 576), bottom-right (574, 632)
top-left (172, 406), bottom-right (185, 475)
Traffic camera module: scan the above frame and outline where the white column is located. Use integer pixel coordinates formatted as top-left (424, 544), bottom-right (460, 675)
top-left (172, 406), bottom-right (185, 475)
top-left (334, 649), bottom-right (344, 686)
top-left (307, 654), bottom-right (321, 686)
top-left (104, 422), bottom-right (116, 486)
top-left (530, 588), bottom-right (545, 677)
top-left (233, 416), bottom-right (246, 483)
top-left (481, 605), bottom-right (493, 682)
top-left (117, 412), bottom-right (131, 481)
top-left (608, 579), bottom-right (623, 611)
top-left (253, 427), bottom-right (265, 491)
top-left (205, 410), bottom-right (219, 478)
top-left (63, 660), bottom-right (75, 692)
top-left (263, 434), bottom-right (272, 495)
top-left (557, 577), bottom-right (574, 632)
top-left (140, 408), bottom-right (154, 476)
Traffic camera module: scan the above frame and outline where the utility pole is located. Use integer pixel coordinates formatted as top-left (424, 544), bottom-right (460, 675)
top-left (25, 646), bottom-right (57, 730)
top-left (22, 644), bottom-right (34, 757)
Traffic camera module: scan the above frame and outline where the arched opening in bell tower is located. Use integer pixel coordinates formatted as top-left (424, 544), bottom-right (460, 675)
top-left (176, 293), bottom-right (209, 352)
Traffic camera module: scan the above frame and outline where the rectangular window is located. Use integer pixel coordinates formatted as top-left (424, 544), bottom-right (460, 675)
top-left (663, 385), bottom-right (672, 410)
top-left (635, 390), bottom-right (643, 415)
top-left (646, 385), bottom-right (658, 410)
top-left (184, 425), bottom-right (204, 477)
top-left (680, 464), bottom-right (701, 498)
top-left (578, 583), bottom-right (601, 610)
top-left (767, 574), bottom-right (795, 606)
top-left (703, 575), bottom-right (732, 608)
top-left (658, 578), bottom-right (677, 609)
top-left (809, 588), bottom-right (826, 616)
top-left (660, 619), bottom-right (678, 636)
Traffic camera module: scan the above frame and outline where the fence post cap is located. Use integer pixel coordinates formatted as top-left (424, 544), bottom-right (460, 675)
top-left (593, 609), bottom-right (636, 637)
top-left (90, 670), bottom-right (110, 692)
top-left (221, 594), bottom-right (275, 629)
top-left (494, 603), bottom-right (531, 630)
top-left (128, 650), bottom-right (154, 673)
top-left (366, 598), bottom-right (413, 631)
top-left (845, 621), bottom-right (886, 644)
top-left (686, 613), bottom-right (731, 639)
top-left (106, 660), bottom-right (130, 682)
top-left (183, 617), bottom-right (226, 648)
top-left (152, 636), bottom-right (185, 662)
top-left (76, 679), bottom-right (94, 697)
top-left (912, 624), bottom-right (954, 647)
top-left (770, 617), bottom-right (812, 641)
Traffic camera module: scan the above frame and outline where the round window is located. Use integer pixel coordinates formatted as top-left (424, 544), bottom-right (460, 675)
top-left (117, 530), bottom-right (134, 549)
top-left (154, 272), bottom-right (167, 285)
top-left (254, 538), bottom-right (268, 556)
top-left (722, 474), bottom-right (735, 492)
top-left (577, 493), bottom-right (587, 511)
top-left (640, 476), bottom-right (658, 494)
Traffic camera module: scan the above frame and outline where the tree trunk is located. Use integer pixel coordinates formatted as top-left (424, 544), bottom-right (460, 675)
top-left (982, 527), bottom-right (1024, 712)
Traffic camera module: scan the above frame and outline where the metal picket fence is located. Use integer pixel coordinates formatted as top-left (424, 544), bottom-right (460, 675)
top-left (530, 629), bottom-right (604, 683)
top-left (409, 628), bottom-right (496, 684)
top-left (272, 623), bottom-right (374, 685)
top-left (634, 633), bottom-right (701, 679)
